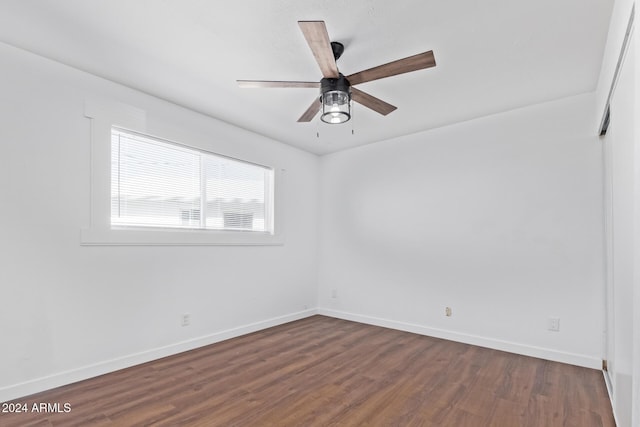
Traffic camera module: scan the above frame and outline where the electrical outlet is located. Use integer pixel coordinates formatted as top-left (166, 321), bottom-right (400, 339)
top-left (331, 289), bottom-right (338, 298)
top-left (548, 317), bottom-right (560, 332)
top-left (445, 307), bottom-right (452, 317)
top-left (181, 313), bottom-right (191, 327)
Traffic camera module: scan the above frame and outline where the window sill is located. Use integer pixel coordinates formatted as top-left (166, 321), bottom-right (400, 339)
top-left (80, 227), bottom-right (284, 246)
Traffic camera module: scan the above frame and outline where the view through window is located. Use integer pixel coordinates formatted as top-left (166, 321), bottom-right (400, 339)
top-left (111, 129), bottom-right (273, 233)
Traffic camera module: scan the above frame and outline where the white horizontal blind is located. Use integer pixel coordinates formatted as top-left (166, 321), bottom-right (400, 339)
top-left (111, 129), bottom-right (272, 232)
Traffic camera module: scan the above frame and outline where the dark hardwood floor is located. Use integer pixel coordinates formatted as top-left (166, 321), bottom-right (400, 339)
top-left (1, 315), bottom-right (614, 426)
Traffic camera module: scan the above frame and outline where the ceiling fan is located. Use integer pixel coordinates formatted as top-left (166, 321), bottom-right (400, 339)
top-left (238, 21), bottom-right (436, 124)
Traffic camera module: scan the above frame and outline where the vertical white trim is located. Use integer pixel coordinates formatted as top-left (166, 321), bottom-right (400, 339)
top-left (602, 131), bottom-right (617, 399)
top-left (601, 137), bottom-right (612, 372)
top-left (84, 99), bottom-right (147, 230)
top-left (632, 4), bottom-right (640, 425)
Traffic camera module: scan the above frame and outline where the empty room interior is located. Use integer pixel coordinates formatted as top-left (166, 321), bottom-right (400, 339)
top-left (0, 0), bottom-right (638, 426)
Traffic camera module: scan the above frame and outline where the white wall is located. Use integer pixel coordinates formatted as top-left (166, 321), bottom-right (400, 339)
top-left (318, 93), bottom-right (604, 368)
top-left (0, 42), bottom-right (319, 402)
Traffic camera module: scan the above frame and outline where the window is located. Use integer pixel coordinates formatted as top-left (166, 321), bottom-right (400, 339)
top-left (110, 128), bottom-right (273, 233)
top-left (81, 100), bottom-right (283, 245)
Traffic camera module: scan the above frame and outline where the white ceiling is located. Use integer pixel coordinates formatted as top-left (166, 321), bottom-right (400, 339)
top-left (0, 0), bottom-right (613, 155)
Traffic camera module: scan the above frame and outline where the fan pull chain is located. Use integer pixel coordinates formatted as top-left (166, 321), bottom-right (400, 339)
top-left (351, 101), bottom-right (355, 135)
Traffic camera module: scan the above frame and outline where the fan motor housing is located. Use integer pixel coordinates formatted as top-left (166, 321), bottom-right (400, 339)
top-left (320, 73), bottom-right (351, 96)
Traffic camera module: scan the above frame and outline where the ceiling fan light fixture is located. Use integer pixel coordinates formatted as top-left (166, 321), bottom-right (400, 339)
top-left (320, 74), bottom-right (351, 124)
top-left (321, 90), bottom-right (350, 124)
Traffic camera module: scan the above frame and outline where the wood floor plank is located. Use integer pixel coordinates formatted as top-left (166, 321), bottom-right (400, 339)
top-left (0, 316), bottom-right (615, 426)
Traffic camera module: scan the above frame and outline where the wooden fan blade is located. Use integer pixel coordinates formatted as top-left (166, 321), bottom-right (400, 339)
top-left (298, 21), bottom-right (339, 78)
top-left (237, 80), bottom-right (320, 88)
top-left (351, 88), bottom-right (397, 116)
top-left (347, 51), bottom-right (436, 86)
top-left (297, 97), bottom-right (321, 122)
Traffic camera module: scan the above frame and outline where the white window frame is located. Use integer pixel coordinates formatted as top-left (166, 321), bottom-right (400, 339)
top-left (81, 99), bottom-right (284, 246)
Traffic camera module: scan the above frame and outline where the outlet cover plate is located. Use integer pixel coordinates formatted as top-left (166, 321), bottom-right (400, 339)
top-left (548, 317), bottom-right (560, 332)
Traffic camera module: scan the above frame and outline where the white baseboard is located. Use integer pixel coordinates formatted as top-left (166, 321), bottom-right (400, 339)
top-left (2, 307), bottom-right (602, 403)
top-left (0, 309), bottom-right (318, 403)
top-left (602, 370), bottom-right (618, 427)
top-left (317, 308), bottom-right (602, 370)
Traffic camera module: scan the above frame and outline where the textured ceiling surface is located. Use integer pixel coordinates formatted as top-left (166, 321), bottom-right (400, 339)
top-left (0, 0), bottom-right (613, 154)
